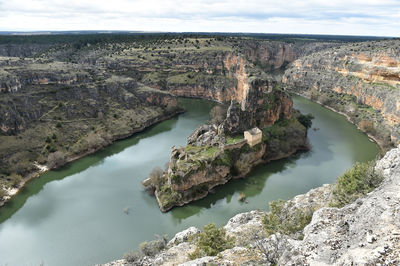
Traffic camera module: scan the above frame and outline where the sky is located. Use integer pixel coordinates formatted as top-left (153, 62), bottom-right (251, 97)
top-left (0, 0), bottom-right (399, 36)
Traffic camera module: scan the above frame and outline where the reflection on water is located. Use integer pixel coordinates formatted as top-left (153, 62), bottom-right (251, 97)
top-left (0, 96), bottom-right (378, 266)
top-left (0, 117), bottom-right (180, 224)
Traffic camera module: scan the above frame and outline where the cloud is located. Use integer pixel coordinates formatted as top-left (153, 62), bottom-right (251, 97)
top-left (0, 0), bottom-right (399, 36)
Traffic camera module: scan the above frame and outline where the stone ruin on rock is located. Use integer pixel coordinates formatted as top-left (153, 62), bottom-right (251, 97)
top-left (244, 127), bottom-right (262, 147)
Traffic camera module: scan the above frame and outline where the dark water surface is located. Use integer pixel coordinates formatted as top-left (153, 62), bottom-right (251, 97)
top-left (0, 96), bottom-right (378, 266)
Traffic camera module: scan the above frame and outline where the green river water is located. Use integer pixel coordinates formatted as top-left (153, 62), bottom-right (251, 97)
top-left (0, 96), bottom-right (378, 266)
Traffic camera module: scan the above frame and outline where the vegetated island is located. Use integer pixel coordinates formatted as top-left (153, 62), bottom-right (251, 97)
top-left (142, 64), bottom-right (313, 212)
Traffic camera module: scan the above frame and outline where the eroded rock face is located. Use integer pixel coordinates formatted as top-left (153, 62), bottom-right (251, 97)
top-left (0, 75), bottom-right (177, 135)
top-left (283, 39), bottom-right (400, 145)
top-left (221, 88), bottom-right (293, 135)
top-left (279, 145), bottom-right (400, 265)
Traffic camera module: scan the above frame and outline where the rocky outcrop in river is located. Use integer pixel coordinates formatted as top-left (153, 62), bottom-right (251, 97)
top-left (145, 58), bottom-right (310, 211)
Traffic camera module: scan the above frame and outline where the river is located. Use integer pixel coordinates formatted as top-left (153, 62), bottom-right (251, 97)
top-left (0, 96), bottom-right (378, 266)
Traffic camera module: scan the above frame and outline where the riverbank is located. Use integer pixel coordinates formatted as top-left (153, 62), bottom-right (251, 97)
top-left (0, 108), bottom-right (184, 208)
top-left (290, 91), bottom-right (385, 152)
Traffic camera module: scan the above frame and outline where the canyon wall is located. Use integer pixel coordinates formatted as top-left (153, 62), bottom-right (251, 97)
top-left (283, 39), bottom-right (400, 146)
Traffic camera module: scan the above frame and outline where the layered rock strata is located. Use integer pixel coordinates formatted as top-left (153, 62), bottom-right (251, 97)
top-left (283, 39), bottom-right (400, 146)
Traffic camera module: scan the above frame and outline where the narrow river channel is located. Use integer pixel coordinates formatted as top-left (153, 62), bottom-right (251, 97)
top-left (0, 96), bottom-right (378, 266)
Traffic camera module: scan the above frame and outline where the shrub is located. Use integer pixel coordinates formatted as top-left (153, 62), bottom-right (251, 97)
top-left (123, 250), bottom-right (143, 263)
top-left (85, 132), bottom-right (107, 150)
top-left (330, 161), bottom-right (383, 208)
top-left (47, 151), bottom-right (66, 169)
top-left (262, 200), bottom-right (312, 239)
top-left (297, 113), bottom-right (314, 129)
top-left (318, 93), bottom-right (330, 105)
top-left (148, 166), bottom-right (164, 190)
top-left (189, 223), bottom-right (235, 260)
top-left (139, 235), bottom-right (167, 256)
top-left (209, 104), bottom-right (227, 125)
top-left (10, 173), bottom-right (22, 188)
top-left (11, 161), bottom-right (33, 175)
top-left (0, 188), bottom-right (6, 199)
top-left (56, 122), bottom-right (62, 128)
top-left (359, 120), bottom-right (375, 134)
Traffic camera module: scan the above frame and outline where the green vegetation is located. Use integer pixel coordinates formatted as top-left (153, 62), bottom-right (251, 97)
top-left (189, 223), bottom-right (235, 259)
top-left (225, 135), bottom-right (243, 145)
top-left (213, 151), bottom-right (233, 167)
top-left (261, 160), bottom-right (383, 240)
top-left (182, 145), bottom-right (220, 161)
top-left (297, 113), bottom-right (314, 129)
top-left (123, 235), bottom-right (168, 263)
top-left (330, 161), bottom-right (383, 208)
top-left (0, 188), bottom-right (6, 199)
top-left (262, 200), bottom-right (313, 239)
top-left (139, 235), bottom-right (168, 256)
top-left (157, 182), bottom-right (183, 210)
top-left (262, 117), bottom-right (305, 142)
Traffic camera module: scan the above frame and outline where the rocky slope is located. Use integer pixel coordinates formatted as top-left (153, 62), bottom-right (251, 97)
top-left (283, 39), bottom-right (400, 148)
top-left (103, 145), bottom-right (400, 266)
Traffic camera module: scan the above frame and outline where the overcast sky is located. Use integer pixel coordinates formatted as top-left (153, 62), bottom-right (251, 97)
top-left (0, 0), bottom-right (399, 36)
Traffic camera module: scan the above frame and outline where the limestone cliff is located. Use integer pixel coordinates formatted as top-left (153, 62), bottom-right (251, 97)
top-left (283, 39), bottom-right (400, 147)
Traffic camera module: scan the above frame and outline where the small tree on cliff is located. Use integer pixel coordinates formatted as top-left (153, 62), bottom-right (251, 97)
top-left (149, 167), bottom-right (164, 189)
top-left (297, 113), bottom-right (314, 129)
top-left (210, 104), bottom-right (227, 125)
